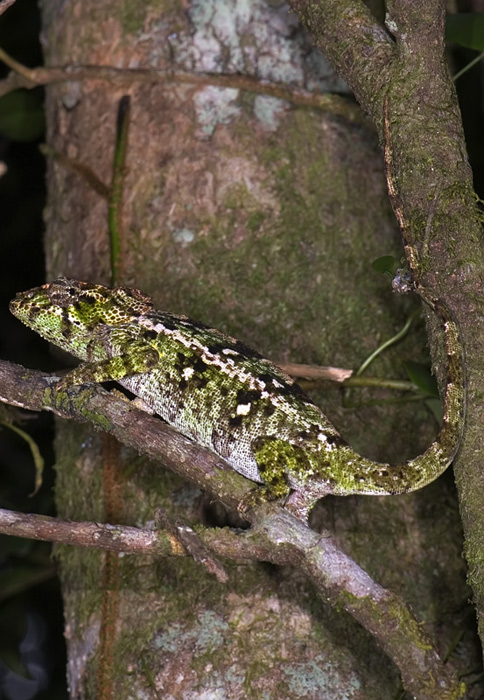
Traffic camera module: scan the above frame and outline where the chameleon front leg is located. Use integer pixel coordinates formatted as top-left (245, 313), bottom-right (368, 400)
top-left (56, 339), bottom-right (159, 390)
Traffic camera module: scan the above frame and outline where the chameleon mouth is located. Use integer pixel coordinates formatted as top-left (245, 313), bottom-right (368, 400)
top-left (9, 289), bottom-right (40, 319)
top-left (9, 294), bottom-right (28, 317)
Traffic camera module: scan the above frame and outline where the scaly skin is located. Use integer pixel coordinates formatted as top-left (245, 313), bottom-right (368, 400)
top-left (10, 276), bottom-right (464, 520)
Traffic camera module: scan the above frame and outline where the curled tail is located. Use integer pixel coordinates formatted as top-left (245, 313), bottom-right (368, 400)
top-left (329, 289), bottom-right (465, 497)
top-left (316, 97), bottom-right (466, 501)
top-left (342, 96), bottom-right (466, 494)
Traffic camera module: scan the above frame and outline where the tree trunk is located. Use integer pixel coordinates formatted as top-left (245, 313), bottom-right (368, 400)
top-left (40, 0), bottom-right (480, 697)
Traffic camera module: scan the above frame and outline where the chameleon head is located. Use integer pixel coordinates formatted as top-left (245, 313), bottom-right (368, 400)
top-left (9, 277), bottom-right (154, 358)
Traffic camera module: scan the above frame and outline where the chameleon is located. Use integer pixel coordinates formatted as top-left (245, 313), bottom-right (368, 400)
top-left (9, 275), bottom-right (464, 520)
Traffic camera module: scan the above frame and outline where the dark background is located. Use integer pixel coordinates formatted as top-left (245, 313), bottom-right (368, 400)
top-left (0, 2), bottom-right (483, 698)
top-left (0, 2), bottom-right (66, 698)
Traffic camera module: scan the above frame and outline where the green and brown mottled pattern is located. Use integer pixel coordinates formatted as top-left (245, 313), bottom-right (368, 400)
top-left (10, 277), bottom-right (465, 519)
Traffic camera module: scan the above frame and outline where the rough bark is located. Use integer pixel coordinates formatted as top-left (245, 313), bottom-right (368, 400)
top-left (289, 0), bottom-right (484, 671)
top-left (27, 0), bottom-right (482, 697)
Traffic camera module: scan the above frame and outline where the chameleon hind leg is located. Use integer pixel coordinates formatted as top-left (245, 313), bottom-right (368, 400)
top-left (238, 436), bottom-right (313, 518)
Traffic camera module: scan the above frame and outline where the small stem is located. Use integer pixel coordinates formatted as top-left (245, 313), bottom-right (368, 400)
top-left (355, 309), bottom-right (419, 377)
top-left (0, 47), bottom-right (365, 124)
top-left (453, 52), bottom-right (484, 82)
top-left (39, 144), bottom-right (110, 198)
top-left (343, 376), bottom-right (416, 391)
top-left (108, 96), bottom-right (131, 286)
top-left (1, 421), bottom-right (44, 495)
top-left (0, 46), bottom-right (36, 80)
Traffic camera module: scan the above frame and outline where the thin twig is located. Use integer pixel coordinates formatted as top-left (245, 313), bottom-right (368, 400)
top-left (39, 144), bottom-right (109, 198)
top-left (0, 0), bottom-right (16, 17)
top-left (108, 95), bottom-right (130, 285)
top-left (0, 47), bottom-right (365, 123)
top-left (279, 362), bottom-right (352, 382)
top-left (0, 358), bottom-right (465, 696)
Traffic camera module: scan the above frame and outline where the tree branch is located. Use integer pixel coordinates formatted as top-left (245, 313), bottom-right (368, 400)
top-left (0, 47), bottom-right (364, 124)
top-left (0, 359), bottom-right (249, 510)
top-left (0, 358), bottom-right (464, 698)
top-left (0, 0), bottom-right (16, 17)
top-left (286, 0), bottom-right (394, 113)
top-left (288, 0), bottom-right (484, 664)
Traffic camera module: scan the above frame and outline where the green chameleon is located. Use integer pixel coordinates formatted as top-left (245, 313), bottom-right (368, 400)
top-left (10, 277), bottom-right (464, 520)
